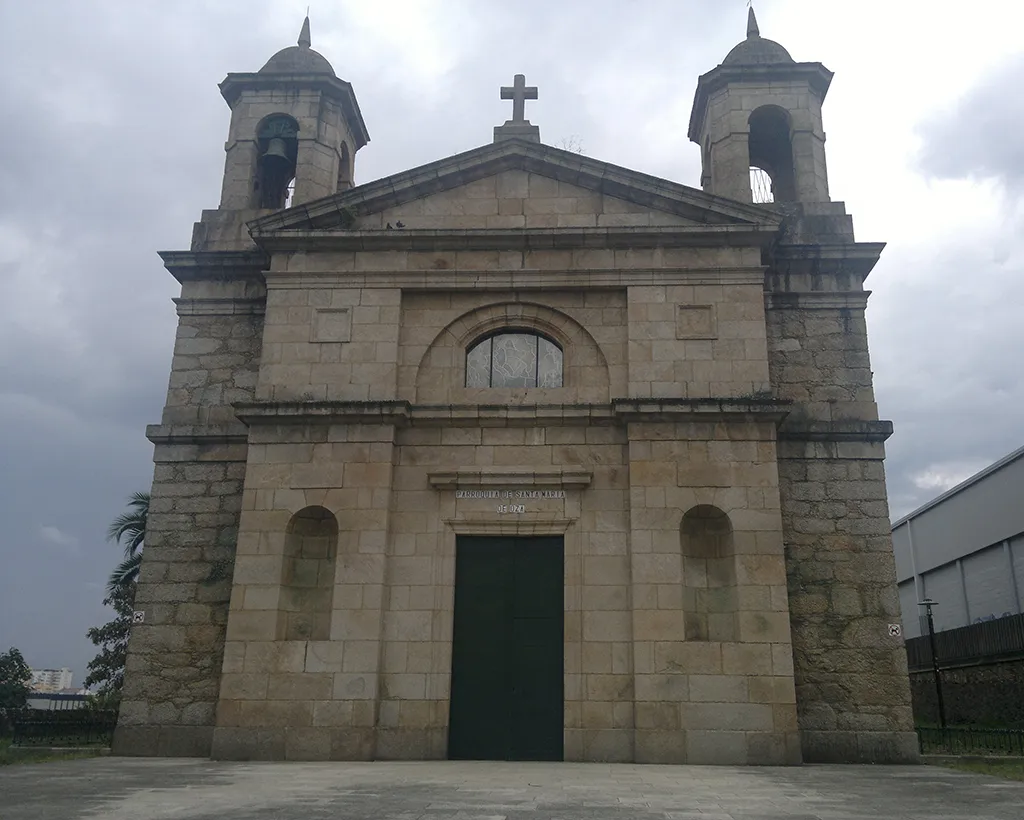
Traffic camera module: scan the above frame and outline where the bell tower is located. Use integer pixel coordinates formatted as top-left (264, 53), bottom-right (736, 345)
top-left (689, 8), bottom-right (832, 204)
top-left (216, 16), bottom-right (369, 211)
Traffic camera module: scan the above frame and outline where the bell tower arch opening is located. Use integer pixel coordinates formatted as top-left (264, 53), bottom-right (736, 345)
top-left (255, 115), bottom-right (299, 209)
top-left (336, 141), bottom-right (353, 191)
top-left (748, 105), bottom-right (796, 203)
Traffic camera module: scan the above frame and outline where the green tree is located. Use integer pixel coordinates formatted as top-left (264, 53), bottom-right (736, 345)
top-left (84, 491), bottom-right (149, 707)
top-left (0, 647), bottom-right (32, 733)
top-left (83, 583), bottom-right (135, 705)
top-left (106, 491), bottom-right (148, 596)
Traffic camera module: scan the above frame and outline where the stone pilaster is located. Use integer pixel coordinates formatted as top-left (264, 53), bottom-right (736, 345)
top-left (113, 265), bottom-right (265, 757)
top-left (766, 250), bottom-right (918, 762)
top-left (776, 434), bottom-right (918, 762)
top-left (113, 436), bottom-right (248, 756)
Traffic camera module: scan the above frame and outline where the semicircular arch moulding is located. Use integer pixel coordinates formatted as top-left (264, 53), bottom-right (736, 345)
top-left (412, 301), bottom-right (611, 404)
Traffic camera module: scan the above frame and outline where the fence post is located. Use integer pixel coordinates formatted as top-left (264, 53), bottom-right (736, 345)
top-left (918, 598), bottom-right (947, 729)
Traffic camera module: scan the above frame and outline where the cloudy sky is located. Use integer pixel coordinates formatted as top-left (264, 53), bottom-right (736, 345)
top-left (1, 0), bottom-right (1021, 685)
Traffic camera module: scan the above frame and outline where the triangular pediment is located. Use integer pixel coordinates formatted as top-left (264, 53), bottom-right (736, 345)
top-left (249, 138), bottom-right (781, 235)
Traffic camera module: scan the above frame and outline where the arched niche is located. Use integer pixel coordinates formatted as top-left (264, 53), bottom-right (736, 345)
top-left (279, 505), bottom-right (338, 641)
top-left (748, 105), bottom-right (796, 203)
top-left (680, 505), bottom-right (737, 642)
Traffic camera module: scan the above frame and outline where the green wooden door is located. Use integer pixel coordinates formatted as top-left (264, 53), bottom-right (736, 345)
top-left (448, 535), bottom-right (564, 761)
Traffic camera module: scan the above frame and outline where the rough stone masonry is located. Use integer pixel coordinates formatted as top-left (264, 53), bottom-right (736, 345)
top-left (114, 10), bottom-right (918, 764)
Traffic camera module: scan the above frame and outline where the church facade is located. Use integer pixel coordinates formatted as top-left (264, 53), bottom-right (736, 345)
top-left (114, 12), bottom-right (918, 765)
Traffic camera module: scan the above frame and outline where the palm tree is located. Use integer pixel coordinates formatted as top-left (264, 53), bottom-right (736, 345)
top-left (106, 491), bottom-right (149, 596)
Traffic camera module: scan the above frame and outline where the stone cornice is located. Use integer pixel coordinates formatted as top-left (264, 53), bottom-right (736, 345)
top-left (264, 267), bottom-right (766, 289)
top-left (146, 424), bottom-right (250, 446)
top-left (251, 224), bottom-right (779, 254)
top-left (414, 404), bottom-right (618, 426)
top-left (234, 400), bottom-right (411, 426)
top-left (765, 292), bottom-right (870, 311)
top-left (174, 297), bottom-right (266, 316)
top-left (778, 420), bottom-right (893, 442)
top-left (232, 399), bottom-right (791, 427)
top-left (234, 399), bottom-right (790, 425)
top-left (233, 401), bottom-right (617, 427)
top-left (769, 242), bottom-right (885, 282)
top-left (611, 397), bottom-right (790, 424)
top-left (159, 251), bottom-right (268, 285)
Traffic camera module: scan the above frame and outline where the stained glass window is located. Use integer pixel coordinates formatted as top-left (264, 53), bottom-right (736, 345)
top-left (465, 331), bottom-right (563, 388)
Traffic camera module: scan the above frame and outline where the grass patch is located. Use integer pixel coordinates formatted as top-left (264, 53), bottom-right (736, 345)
top-left (930, 759), bottom-right (1024, 782)
top-left (0, 737), bottom-right (105, 766)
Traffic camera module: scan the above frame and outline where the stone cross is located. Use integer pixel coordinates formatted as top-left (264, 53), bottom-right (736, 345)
top-left (500, 74), bottom-right (538, 123)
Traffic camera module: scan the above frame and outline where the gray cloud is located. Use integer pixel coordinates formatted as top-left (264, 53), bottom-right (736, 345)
top-left (870, 222), bottom-right (1024, 519)
top-left (39, 526), bottom-right (80, 551)
top-left (917, 53), bottom-right (1024, 192)
top-left (870, 53), bottom-right (1024, 519)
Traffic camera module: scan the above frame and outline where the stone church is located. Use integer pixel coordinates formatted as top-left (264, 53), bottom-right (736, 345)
top-left (115, 11), bottom-right (918, 764)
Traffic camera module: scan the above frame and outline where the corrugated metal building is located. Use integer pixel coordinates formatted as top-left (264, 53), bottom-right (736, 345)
top-left (893, 446), bottom-right (1024, 638)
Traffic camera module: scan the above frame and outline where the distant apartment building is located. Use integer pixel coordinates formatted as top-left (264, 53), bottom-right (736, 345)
top-left (30, 667), bottom-right (73, 693)
top-left (893, 445), bottom-right (1024, 638)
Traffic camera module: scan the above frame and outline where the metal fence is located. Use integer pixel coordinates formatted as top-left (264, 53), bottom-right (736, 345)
top-left (11, 710), bottom-right (117, 747)
top-left (906, 612), bottom-right (1024, 670)
top-left (25, 693), bottom-right (91, 711)
top-left (917, 726), bottom-right (1024, 756)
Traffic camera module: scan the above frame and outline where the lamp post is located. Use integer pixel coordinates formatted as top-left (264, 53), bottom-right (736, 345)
top-left (917, 598), bottom-right (946, 729)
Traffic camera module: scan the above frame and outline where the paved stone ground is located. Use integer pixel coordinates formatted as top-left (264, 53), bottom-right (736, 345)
top-left (2, 759), bottom-right (1023, 819)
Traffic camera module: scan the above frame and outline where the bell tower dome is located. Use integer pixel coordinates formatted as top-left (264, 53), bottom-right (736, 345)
top-left (216, 16), bottom-right (369, 211)
top-left (689, 8), bottom-right (832, 204)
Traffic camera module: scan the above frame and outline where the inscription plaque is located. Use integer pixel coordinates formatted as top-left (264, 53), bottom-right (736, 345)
top-left (455, 489), bottom-right (566, 500)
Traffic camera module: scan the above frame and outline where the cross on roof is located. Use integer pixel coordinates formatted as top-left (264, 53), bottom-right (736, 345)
top-left (500, 74), bottom-right (538, 123)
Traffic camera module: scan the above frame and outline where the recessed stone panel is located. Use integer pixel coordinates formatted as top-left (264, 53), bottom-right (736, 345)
top-left (676, 304), bottom-right (717, 340)
top-left (311, 308), bottom-right (352, 343)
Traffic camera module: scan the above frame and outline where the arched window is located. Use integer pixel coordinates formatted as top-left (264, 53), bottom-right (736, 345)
top-left (465, 330), bottom-right (563, 388)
